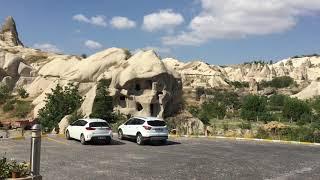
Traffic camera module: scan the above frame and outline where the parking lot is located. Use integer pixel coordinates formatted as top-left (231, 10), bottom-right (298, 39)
top-left (1, 136), bottom-right (320, 180)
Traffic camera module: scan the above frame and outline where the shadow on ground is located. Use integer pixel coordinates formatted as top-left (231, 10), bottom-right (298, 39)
top-left (123, 138), bottom-right (181, 146)
top-left (77, 139), bottom-right (126, 146)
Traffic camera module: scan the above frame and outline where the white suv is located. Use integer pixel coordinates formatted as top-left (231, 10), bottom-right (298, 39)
top-left (118, 117), bottom-right (168, 145)
top-left (65, 119), bottom-right (113, 145)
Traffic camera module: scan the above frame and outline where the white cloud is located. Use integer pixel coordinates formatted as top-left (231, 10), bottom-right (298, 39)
top-left (84, 40), bottom-right (103, 49)
top-left (72, 14), bottom-right (107, 27)
top-left (142, 9), bottom-right (184, 32)
top-left (163, 0), bottom-right (320, 45)
top-left (33, 43), bottom-right (61, 53)
top-left (110, 16), bottom-right (136, 29)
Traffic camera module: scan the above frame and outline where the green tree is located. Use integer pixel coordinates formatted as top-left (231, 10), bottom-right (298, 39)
top-left (68, 110), bottom-right (84, 124)
top-left (90, 79), bottom-right (115, 123)
top-left (240, 95), bottom-right (267, 121)
top-left (282, 97), bottom-right (311, 122)
top-left (38, 83), bottom-right (83, 130)
top-left (268, 94), bottom-right (287, 111)
top-left (201, 101), bottom-right (226, 119)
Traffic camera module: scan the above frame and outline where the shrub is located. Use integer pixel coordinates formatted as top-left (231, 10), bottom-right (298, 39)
top-left (222, 122), bottom-right (229, 131)
top-left (259, 76), bottom-right (294, 89)
top-left (282, 98), bottom-right (311, 122)
top-left (188, 105), bottom-right (200, 117)
top-left (2, 101), bottom-right (14, 112)
top-left (15, 101), bottom-right (32, 118)
top-left (201, 101), bottom-right (226, 119)
top-left (38, 83), bottom-right (83, 131)
top-left (255, 127), bottom-right (270, 139)
top-left (205, 90), bottom-right (241, 110)
top-left (268, 94), bottom-right (287, 110)
top-left (239, 121), bottom-right (252, 130)
top-left (0, 84), bottom-right (10, 104)
top-left (195, 87), bottom-right (205, 101)
top-left (17, 87), bottom-right (29, 99)
top-left (0, 157), bottom-right (30, 179)
top-left (198, 112), bottom-right (210, 125)
top-left (227, 81), bottom-right (249, 89)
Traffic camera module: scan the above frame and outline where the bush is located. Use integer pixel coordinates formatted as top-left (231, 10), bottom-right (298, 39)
top-left (222, 122), bottom-right (229, 131)
top-left (0, 157), bottom-right (30, 179)
top-left (2, 101), bottom-right (14, 112)
top-left (255, 127), bottom-right (270, 139)
top-left (187, 105), bottom-right (200, 117)
top-left (39, 83), bottom-right (83, 131)
top-left (259, 76), bottom-right (294, 89)
top-left (268, 94), bottom-right (287, 110)
top-left (17, 87), bottom-right (29, 99)
top-left (240, 95), bottom-right (267, 121)
top-left (0, 84), bottom-right (10, 104)
top-left (15, 101), bottom-right (32, 118)
top-left (201, 101), bottom-right (226, 119)
top-left (282, 97), bottom-right (311, 122)
top-left (227, 81), bottom-right (249, 88)
top-left (239, 121), bottom-right (252, 130)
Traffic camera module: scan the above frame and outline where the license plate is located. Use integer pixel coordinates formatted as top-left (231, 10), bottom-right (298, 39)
top-left (98, 137), bottom-right (106, 140)
top-left (155, 128), bottom-right (163, 132)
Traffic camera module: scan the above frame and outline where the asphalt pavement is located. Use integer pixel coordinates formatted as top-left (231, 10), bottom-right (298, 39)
top-left (1, 136), bottom-right (320, 180)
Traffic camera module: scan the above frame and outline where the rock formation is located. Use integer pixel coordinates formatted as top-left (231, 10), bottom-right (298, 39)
top-left (0, 16), bottom-right (23, 46)
top-left (2, 15), bottom-right (320, 130)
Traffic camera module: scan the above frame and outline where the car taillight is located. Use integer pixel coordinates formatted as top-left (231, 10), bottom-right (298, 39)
top-left (106, 127), bottom-right (111, 131)
top-left (143, 125), bottom-right (152, 130)
top-left (86, 127), bottom-right (96, 130)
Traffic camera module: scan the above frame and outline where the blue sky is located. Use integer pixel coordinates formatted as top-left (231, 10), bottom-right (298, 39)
top-left (0, 0), bottom-right (320, 65)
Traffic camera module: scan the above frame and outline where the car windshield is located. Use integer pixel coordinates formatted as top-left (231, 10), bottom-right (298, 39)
top-left (147, 120), bottom-right (166, 127)
top-left (89, 122), bottom-right (110, 127)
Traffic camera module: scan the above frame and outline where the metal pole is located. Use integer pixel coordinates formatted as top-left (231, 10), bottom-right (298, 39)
top-left (30, 124), bottom-right (42, 180)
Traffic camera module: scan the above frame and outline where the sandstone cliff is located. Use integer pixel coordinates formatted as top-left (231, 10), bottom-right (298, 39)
top-left (0, 16), bottom-right (319, 125)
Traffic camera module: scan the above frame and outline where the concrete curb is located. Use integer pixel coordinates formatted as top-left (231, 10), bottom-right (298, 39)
top-left (169, 135), bottom-right (320, 146)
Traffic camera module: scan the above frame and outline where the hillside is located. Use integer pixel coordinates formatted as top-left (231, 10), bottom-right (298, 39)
top-left (0, 16), bottom-right (319, 125)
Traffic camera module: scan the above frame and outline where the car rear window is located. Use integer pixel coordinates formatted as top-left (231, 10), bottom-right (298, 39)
top-left (147, 120), bottom-right (166, 126)
top-left (89, 122), bottom-right (110, 127)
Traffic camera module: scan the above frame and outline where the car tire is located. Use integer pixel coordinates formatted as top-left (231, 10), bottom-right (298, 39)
top-left (136, 133), bottom-right (144, 145)
top-left (80, 134), bottom-right (87, 145)
top-left (66, 130), bottom-right (71, 140)
top-left (118, 129), bottom-right (124, 140)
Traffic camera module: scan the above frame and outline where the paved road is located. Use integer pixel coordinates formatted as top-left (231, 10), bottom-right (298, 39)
top-left (1, 136), bottom-right (320, 180)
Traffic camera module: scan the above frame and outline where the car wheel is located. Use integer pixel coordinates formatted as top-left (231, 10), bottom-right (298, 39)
top-left (118, 129), bottom-right (123, 140)
top-left (66, 130), bottom-right (71, 140)
top-left (136, 133), bottom-right (144, 145)
top-left (80, 134), bottom-right (87, 145)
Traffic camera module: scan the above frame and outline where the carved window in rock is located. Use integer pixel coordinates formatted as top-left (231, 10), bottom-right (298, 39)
top-left (119, 95), bottom-right (126, 108)
top-left (135, 83), bottom-right (141, 91)
top-left (136, 102), bottom-right (143, 111)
